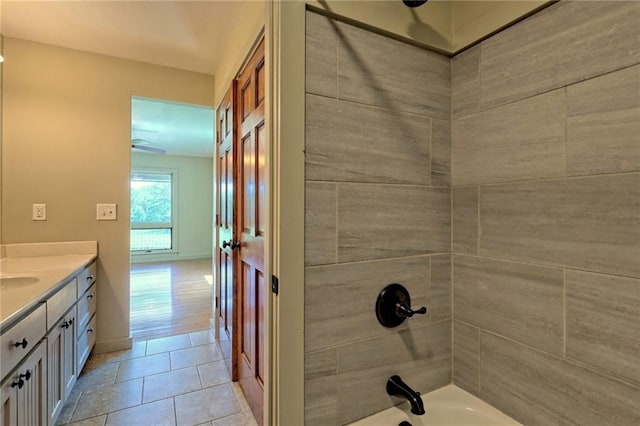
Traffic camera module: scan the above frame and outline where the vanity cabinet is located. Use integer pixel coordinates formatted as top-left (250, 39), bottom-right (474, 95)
top-left (0, 341), bottom-right (47, 426)
top-left (0, 259), bottom-right (97, 426)
top-left (76, 262), bottom-right (97, 373)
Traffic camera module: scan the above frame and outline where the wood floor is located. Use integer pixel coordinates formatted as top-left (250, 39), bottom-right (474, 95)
top-left (130, 258), bottom-right (213, 341)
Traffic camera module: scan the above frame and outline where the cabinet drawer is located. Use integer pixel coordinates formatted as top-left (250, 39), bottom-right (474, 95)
top-left (77, 262), bottom-right (97, 296)
top-left (77, 315), bottom-right (96, 373)
top-left (77, 283), bottom-right (97, 335)
top-left (47, 279), bottom-right (77, 331)
top-left (0, 303), bottom-right (46, 380)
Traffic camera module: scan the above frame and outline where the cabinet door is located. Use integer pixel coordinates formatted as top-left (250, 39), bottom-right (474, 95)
top-left (18, 342), bottom-right (47, 426)
top-left (1, 340), bottom-right (47, 426)
top-left (47, 308), bottom-right (77, 426)
top-left (47, 323), bottom-right (64, 425)
top-left (62, 309), bottom-right (77, 399)
top-left (1, 375), bottom-right (18, 426)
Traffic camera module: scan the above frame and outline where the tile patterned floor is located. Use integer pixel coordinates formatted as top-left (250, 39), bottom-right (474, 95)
top-left (56, 330), bottom-right (256, 426)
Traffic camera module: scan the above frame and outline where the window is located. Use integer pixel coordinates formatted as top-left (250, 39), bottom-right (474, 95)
top-left (130, 171), bottom-right (175, 252)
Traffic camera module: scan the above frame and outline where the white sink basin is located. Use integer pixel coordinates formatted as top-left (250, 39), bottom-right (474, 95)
top-left (0, 275), bottom-right (40, 288)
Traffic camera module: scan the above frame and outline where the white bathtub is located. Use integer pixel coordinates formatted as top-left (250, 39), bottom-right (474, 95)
top-left (349, 384), bottom-right (522, 426)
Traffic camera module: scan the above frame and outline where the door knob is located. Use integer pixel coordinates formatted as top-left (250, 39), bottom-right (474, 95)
top-left (222, 240), bottom-right (241, 250)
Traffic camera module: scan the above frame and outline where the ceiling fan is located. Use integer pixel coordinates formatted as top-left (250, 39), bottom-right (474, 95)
top-left (131, 138), bottom-right (166, 154)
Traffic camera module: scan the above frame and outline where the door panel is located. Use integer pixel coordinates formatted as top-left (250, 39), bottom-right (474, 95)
top-left (216, 82), bottom-right (237, 380)
top-left (236, 38), bottom-right (266, 425)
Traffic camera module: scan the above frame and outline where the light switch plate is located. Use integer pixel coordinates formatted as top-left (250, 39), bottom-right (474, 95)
top-left (96, 204), bottom-right (117, 220)
top-left (32, 204), bottom-right (47, 221)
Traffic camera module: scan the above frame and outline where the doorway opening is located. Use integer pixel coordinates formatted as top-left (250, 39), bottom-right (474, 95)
top-left (129, 96), bottom-right (215, 341)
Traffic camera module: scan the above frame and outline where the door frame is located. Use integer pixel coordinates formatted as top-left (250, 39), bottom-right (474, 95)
top-left (213, 2), bottom-right (307, 424)
top-left (266, 2), bottom-right (305, 425)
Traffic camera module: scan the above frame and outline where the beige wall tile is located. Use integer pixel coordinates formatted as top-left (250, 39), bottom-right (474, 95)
top-left (567, 65), bottom-right (640, 176)
top-left (306, 11), bottom-right (337, 98)
top-left (454, 255), bottom-right (563, 354)
top-left (305, 94), bottom-right (431, 184)
top-left (336, 21), bottom-right (450, 119)
top-left (479, 174), bottom-right (640, 277)
top-left (338, 184), bottom-right (450, 263)
top-left (336, 322), bottom-right (451, 424)
top-left (479, 333), bottom-right (640, 426)
top-left (453, 321), bottom-right (479, 395)
top-left (452, 45), bottom-right (480, 120)
top-left (305, 182), bottom-right (337, 266)
top-left (452, 89), bottom-right (565, 185)
top-left (430, 254), bottom-right (451, 322)
top-left (567, 271), bottom-right (640, 385)
top-left (452, 186), bottom-right (478, 254)
top-left (431, 118), bottom-right (451, 187)
top-left (305, 349), bottom-right (338, 426)
top-left (479, 2), bottom-right (640, 109)
top-left (305, 256), bottom-right (430, 352)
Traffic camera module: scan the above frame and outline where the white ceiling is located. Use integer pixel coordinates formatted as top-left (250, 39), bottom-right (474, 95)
top-left (132, 97), bottom-right (214, 158)
top-left (0, 0), bottom-right (260, 157)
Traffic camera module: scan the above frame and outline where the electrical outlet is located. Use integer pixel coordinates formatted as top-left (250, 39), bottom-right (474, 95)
top-left (32, 204), bottom-right (47, 221)
top-left (96, 204), bottom-right (117, 220)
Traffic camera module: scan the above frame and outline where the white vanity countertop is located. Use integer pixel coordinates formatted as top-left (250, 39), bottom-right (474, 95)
top-left (0, 241), bottom-right (98, 331)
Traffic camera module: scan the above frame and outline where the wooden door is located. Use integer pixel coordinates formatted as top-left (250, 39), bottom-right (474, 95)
top-left (217, 82), bottom-right (238, 379)
top-left (236, 38), bottom-right (266, 424)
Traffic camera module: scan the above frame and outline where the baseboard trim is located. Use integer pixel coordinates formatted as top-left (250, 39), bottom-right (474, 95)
top-left (130, 254), bottom-right (212, 264)
top-left (93, 337), bottom-right (133, 354)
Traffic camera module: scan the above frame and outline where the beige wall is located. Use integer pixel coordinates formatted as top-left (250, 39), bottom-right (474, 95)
top-left (0, 35), bottom-right (3, 243)
top-left (213, 1), bottom-right (265, 105)
top-left (2, 38), bottom-right (214, 349)
top-left (451, 2), bottom-right (640, 424)
top-left (130, 152), bottom-right (213, 264)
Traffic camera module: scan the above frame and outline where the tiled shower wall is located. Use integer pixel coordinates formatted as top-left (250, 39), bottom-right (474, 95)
top-left (303, 11), bottom-right (452, 425)
top-left (451, 2), bottom-right (640, 426)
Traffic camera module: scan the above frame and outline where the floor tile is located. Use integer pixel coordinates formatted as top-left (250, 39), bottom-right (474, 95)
top-left (86, 341), bottom-right (147, 368)
top-left (71, 379), bottom-right (143, 422)
top-left (105, 398), bottom-right (176, 426)
top-left (231, 383), bottom-right (251, 415)
top-left (146, 334), bottom-right (193, 355)
top-left (174, 384), bottom-right (241, 426)
top-left (212, 412), bottom-right (257, 426)
top-left (197, 360), bottom-right (231, 388)
top-left (65, 415), bottom-right (107, 426)
top-left (116, 353), bottom-right (170, 382)
top-left (143, 366), bottom-right (202, 403)
top-left (56, 386), bottom-right (82, 424)
top-left (170, 344), bottom-right (221, 370)
top-left (76, 362), bottom-right (119, 392)
top-left (190, 330), bottom-right (215, 347)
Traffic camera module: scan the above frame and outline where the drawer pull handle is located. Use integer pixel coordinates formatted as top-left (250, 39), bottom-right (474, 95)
top-left (87, 275), bottom-right (94, 281)
top-left (13, 338), bottom-right (28, 349)
top-left (87, 293), bottom-right (95, 299)
top-left (87, 327), bottom-right (95, 334)
top-left (61, 317), bottom-right (75, 329)
top-left (11, 378), bottom-right (24, 389)
top-left (20, 370), bottom-right (32, 382)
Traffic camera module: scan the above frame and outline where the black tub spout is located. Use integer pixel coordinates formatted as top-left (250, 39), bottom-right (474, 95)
top-left (386, 375), bottom-right (425, 415)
